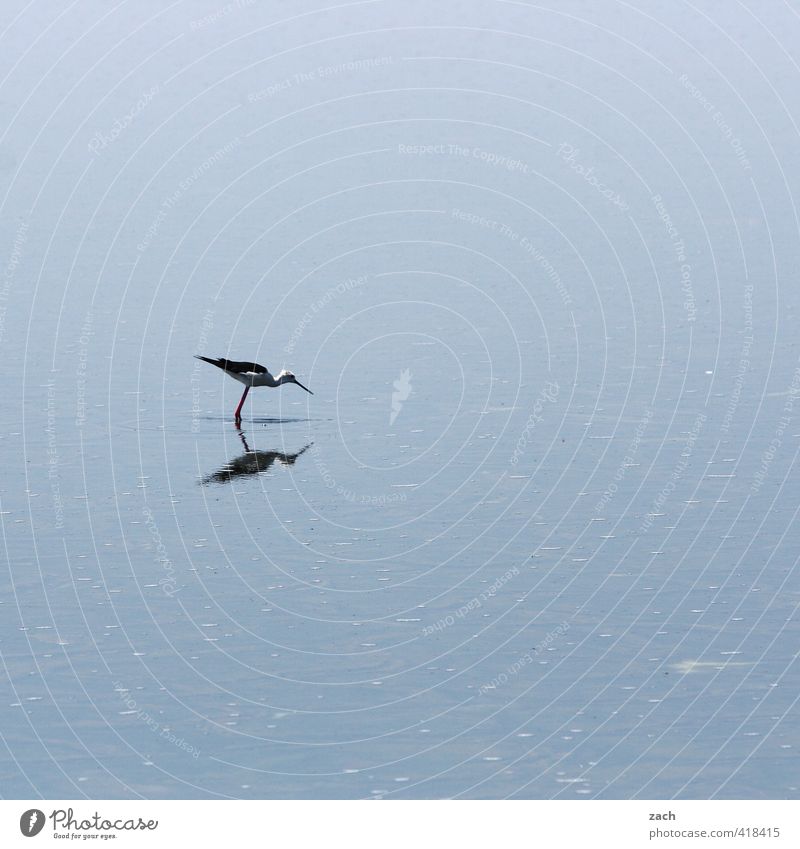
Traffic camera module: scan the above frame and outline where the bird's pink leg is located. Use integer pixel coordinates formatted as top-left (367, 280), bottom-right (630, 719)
top-left (234, 386), bottom-right (250, 422)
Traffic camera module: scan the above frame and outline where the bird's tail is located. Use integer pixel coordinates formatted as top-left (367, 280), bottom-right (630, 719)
top-left (195, 355), bottom-right (227, 371)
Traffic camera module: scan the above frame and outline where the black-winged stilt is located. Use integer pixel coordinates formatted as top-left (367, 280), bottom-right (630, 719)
top-left (195, 356), bottom-right (313, 422)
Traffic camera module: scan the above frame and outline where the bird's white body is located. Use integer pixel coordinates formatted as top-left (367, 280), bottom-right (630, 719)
top-left (228, 368), bottom-right (291, 388)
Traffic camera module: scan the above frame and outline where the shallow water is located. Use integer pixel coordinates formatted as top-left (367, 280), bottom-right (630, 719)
top-left (1, 0), bottom-right (799, 799)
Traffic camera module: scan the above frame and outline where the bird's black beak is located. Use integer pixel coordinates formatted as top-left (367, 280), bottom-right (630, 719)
top-left (294, 378), bottom-right (313, 395)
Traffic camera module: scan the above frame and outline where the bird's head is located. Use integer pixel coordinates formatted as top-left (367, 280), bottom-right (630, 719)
top-left (278, 370), bottom-right (313, 394)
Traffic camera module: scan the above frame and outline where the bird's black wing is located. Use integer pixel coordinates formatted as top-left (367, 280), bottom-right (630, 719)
top-left (195, 356), bottom-right (267, 374)
top-left (220, 358), bottom-right (268, 374)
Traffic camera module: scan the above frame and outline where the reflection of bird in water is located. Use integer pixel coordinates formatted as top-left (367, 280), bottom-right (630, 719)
top-left (201, 429), bottom-right (312, 485)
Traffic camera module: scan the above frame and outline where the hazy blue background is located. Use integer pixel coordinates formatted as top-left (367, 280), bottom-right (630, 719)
top-left (1, 0), bottom-right (798, 799)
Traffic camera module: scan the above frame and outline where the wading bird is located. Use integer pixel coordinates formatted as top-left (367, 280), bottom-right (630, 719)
top-left (195, 356), bottom-right (313, 422)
